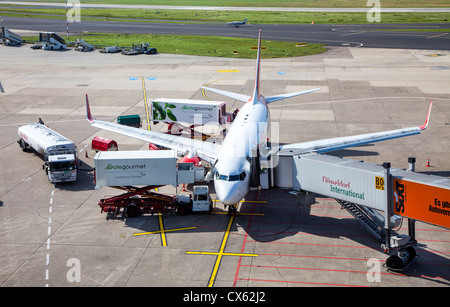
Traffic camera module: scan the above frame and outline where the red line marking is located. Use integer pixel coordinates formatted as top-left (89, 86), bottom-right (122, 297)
top-left (258, 252), bottom-right (379, 262)
top-left (240, 264), bottom-right (393, 276)
top-left (233, 195), bottom-right (258, 287)
top-left (237, 278), bottom-right (368, 287)
top-left (246, 239), bottom-right (375, 250)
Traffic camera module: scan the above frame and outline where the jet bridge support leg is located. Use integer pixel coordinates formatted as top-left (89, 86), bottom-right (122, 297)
top-left (382, 161), bottom-right (418, 272)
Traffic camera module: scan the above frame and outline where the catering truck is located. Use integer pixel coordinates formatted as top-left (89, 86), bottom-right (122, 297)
top-left (151, 99), bottom-right (231, 125)
top-left (94, 150), bottom-right (178, 188)
top-left (18, 123), bottom-right (78, 183)
top-left (94, 150), bottom-right (211, 216)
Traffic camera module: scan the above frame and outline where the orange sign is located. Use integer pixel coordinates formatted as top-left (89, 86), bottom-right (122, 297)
top-left (393, 179), bottom-right (450, 229)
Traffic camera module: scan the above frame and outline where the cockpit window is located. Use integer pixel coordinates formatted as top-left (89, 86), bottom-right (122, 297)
top-left (215, 171), bottom-right (247, 181)
top-left (229, 175), bottom-right (240, 181)
top-left (240, 172), bottom-right (246, 180)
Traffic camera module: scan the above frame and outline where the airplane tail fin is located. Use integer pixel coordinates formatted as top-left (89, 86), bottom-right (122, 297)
top-left (253, 29), bottom-right (262, 104)
top-left (201, 29), bottom-right (262, 104)
top-left (202, 30), bottom-right (320, 104)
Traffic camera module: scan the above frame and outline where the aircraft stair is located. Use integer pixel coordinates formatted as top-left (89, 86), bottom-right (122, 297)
top-left (336, 199), bottom-right (385, 242)
top-left (0, 27), bottom-right (23, 46)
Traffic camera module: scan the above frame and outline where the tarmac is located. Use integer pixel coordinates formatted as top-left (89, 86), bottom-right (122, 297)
top-left (0, 44), bottom-right (449, 288)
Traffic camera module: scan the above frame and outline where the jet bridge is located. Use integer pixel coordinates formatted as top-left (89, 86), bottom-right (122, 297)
top-left (268, 151), bottom-right (450, 271)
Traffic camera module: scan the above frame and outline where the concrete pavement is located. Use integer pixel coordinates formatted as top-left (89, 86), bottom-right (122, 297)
top-left (0, 44), bottom-right (449, 288)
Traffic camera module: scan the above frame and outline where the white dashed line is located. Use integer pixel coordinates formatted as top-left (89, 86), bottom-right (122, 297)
top-left (45, 187), bottom-right (55, 287)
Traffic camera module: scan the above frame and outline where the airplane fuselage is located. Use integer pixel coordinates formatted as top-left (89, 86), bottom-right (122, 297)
top-left (213, 96), bottom-right (270, 205)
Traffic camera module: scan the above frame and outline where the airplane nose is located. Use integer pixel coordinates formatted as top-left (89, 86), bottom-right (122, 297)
top-left (215, 182), bottom-right (243, 205)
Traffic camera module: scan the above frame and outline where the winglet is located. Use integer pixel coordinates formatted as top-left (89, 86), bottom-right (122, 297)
top-left (419, 100), bottom-right (433, 130)
top-left (86, 94), bottom-right (94, 122)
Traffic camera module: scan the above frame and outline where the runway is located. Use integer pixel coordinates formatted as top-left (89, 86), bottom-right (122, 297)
top-left (1, 16), bottom-right (449, 50)
top-left (2, 1), bottom-right (450, 13)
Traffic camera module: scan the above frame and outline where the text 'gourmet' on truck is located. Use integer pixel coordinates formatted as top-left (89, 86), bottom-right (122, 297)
top-left (18, 123), bottom-right (78, 183)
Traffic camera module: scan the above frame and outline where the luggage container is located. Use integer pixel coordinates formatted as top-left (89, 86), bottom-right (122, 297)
top-left (91, 136), bottom-right (118, 152)
top-left (117, 115), bottom-right (141, 128)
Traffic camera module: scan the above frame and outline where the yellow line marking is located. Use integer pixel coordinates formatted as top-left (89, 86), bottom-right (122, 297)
top-left (133, 213), bottom-right (196, 247)
top-left (427, 32), bottom-right (448, 39)
top-left (186, 215), bottom-right (258, 287)
top-left (216, 69), bottom-right (240, 73)
top-left (158, 213), bottom-right (167, 246)
top-left (208, 215), bottom-right (234, 287)
top-left (134, 226), bottom-right (197, 236)
top-left (141, 76), bottom-right (151, 131)
top-left (186, 251), bottom-right (258, 257)
top-left (201, 74), bottom-right (240, 101)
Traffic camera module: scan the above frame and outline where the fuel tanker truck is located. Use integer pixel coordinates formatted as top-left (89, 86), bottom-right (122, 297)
top-left (18, 123), bottom-right (78, 183)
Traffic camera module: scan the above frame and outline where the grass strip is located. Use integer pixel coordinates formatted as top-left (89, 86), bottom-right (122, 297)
top-left (22, 32), bottom-right (327, 59)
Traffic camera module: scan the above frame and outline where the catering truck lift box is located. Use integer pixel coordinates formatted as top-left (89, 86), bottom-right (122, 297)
top-left (151, 98), bottom-right (230, 125)
top-left (94, 150), bottom-right (177, 188)
top-left (17, 123), bottom-right (78, 183)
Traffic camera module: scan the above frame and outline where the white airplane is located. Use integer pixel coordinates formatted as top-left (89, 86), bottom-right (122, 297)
top-left (85, 30), bottom-right (432, 211)
top-left (227, 18), bottom-right (248, 27)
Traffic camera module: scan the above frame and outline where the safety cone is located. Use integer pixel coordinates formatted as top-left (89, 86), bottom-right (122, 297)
top-left (311, 21), bottom-right (315, 24)
top-left (181, 183), bottom-right (187, 192)
top-left (426, 158), bottom-right (431, 167)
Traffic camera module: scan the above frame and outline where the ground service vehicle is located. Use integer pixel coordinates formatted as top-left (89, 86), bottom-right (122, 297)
top-left (151, 99), bottom-right (231, 125)
top-left (117, 115), bottom-right (141, 128)
top-left (98, 185), bottom-right (212, 217)
top-left (18, 123), bottom-right (78, 183)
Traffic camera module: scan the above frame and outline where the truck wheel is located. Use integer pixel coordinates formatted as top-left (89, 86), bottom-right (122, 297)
top-left (19, 140), bottom-right (28, 151)
top-left (126, 205), bottom-right (139, 217)
top-left (177, 203), bottom-right (191, 216)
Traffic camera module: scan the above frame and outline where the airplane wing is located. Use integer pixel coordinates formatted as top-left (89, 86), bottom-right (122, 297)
top-left (279, 101), bottom-right (433, 155)
top-left (85, 95), bottom-right (219, 164)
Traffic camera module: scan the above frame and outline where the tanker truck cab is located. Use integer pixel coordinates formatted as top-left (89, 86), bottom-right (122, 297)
top-left (46, 154), bottom-right (77, 183)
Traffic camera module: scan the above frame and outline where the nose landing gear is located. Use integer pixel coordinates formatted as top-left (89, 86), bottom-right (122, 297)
top-left (227, 204), bottom-right (238, 216)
